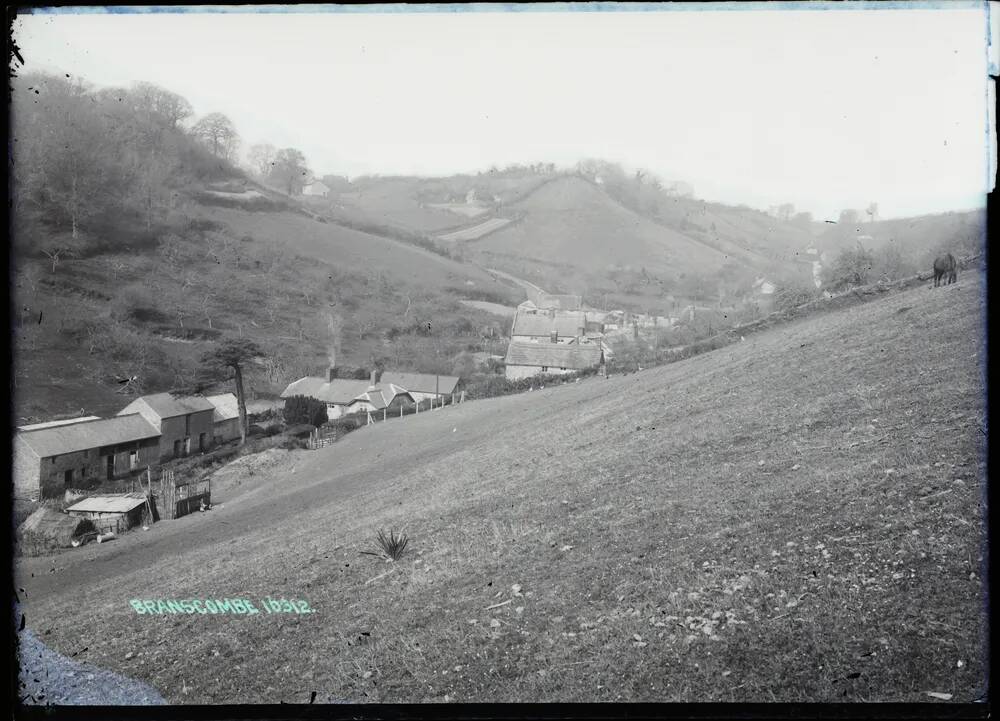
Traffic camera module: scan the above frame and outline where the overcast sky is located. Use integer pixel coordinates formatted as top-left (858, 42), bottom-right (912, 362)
top-left (12, 3), bottom-right (997, 220)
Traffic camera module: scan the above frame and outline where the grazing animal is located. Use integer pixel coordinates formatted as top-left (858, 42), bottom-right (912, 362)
top-left (933, 253), bottom-right (957, 287)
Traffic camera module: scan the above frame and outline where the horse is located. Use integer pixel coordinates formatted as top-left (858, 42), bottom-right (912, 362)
top-left (933, 253), bottom-right (957, 287)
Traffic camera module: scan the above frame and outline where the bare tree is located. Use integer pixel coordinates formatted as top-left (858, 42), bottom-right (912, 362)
top-left (191, 112), bottom-right (240, 160)
top-left (247, 143), bottom-right (278, 179)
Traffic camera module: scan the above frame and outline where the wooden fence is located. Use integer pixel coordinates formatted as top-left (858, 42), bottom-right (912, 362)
top-left (156, 469), bottom-right (211, 520)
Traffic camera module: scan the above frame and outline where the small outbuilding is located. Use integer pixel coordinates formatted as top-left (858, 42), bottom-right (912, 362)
top-left (65, 493), bottom-right (150, 535)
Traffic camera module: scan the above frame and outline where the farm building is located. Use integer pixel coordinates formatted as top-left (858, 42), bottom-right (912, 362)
top-left (378, 371), bottom-right (461, 403)
top-left (118, 393), bottom-right (216, 461)
top-left (206, 393), bottom-right (241, 444)
top-left (511, 309), bottom-right (588, 344)
top-left (65, 493), bottom-right (150, 535)
top-left (14, 415), bottom-right (161, 500)
top-left (504, 341), bottom-right (604, 381)
top-left (280, 375), bottom-right (374, 419)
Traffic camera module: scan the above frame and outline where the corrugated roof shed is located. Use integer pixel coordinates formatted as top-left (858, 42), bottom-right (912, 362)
top-left (512, 311), bottom-right (588, 338)
top-left (16, 414), bottom-right (160, 459)
top-left (18, 416), bottom-right (102, 431)
top-left (379, 372), bottom-right (460, 395)
top-left (505, 341), bottom-right (603, 370)
top-left (66, 494), bottom-right (148, 514)
top-left (121, 392), bottom-right (214, 419)
top-left (206, 393), bottom-right (239, 422)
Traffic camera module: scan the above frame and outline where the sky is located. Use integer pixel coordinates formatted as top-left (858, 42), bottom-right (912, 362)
top-left (11, 2), bottom-right (998, 220)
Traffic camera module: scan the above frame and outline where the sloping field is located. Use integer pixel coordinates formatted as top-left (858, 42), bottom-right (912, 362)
top-left (468, 176), bottom-right (734, 284)
top-left (17, 278), bottom-right (986, 704)
top-left (196, 206), bottom-right (515, 297)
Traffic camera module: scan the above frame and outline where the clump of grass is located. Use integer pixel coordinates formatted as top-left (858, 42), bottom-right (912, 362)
top-left (362, 528), bottom-right (410, 562)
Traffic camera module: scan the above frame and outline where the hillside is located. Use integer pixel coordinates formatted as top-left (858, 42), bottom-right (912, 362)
top-left (9, 76), bottom-right (527, 422)
top-left (17, 275), bottom-right (986, 703)
top-left (464, 176), bottom-right (741, 300)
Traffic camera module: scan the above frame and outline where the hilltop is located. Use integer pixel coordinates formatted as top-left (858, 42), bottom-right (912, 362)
top-left (16, 273), bottom-right (986, 703)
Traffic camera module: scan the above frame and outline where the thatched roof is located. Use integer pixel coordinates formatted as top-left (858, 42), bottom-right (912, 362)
top-left (17, 507), bottom-right (96, 547)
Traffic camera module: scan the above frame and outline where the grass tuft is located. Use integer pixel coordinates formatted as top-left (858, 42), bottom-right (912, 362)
top-left (363, 528), bottom-right (410, 562)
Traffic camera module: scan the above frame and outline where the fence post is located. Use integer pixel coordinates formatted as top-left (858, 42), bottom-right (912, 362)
top-left (400, 405), bottom-right (404, 418)
top-left (383, 408), bottom-right (387, 422)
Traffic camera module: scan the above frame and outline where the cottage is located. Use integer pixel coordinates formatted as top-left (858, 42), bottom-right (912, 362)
top-left (117, 393), bottom-right (216, 461)
top-left (280, 374), bottom-right (373, 419)
top-left (302, 181), bottom-right (330, 197)
top-left (510, 310), bottom-right (588, 344)
top-left (344, 383), bottom-right (415, 415)
top-left (65, 493), bottom-right (150, 535)
top-left (378, 371), bottom-right (461, 403)
top-left (206, 393), bottom-right (241, 444)
top-left (504, 341), bottom-right (603, 381)
top-left (14, 414), bottom-right (161, 500)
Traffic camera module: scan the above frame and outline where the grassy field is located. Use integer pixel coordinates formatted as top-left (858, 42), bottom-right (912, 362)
top-left (15, 274), bottom-right (986, 704)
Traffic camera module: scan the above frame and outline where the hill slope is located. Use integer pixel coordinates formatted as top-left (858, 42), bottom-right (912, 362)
top-left (17, 275), bottom-right (986, 703)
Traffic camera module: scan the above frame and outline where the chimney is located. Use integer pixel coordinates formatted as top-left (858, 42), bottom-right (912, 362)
top-left (550, 330), bottom-right (558, 343)
top-left (328, 366), bottom-right (337, 381)
top-left (370, 369), bottom-right (378, 387)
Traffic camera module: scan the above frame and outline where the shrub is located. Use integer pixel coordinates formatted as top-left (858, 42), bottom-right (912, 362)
top-left (282, 395), bottom-right (328, 427)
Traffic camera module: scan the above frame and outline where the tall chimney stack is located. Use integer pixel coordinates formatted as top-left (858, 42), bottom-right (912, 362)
top-left (370, 368), bottom-right (378, 387)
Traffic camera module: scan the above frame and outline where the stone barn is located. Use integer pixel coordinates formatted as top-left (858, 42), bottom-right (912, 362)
top-left (118, 393), bottom-right (216, 461)
top-left (14, 415), bottom-right (161, 501)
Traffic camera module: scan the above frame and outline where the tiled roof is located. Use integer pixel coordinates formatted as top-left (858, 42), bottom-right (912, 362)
top-left (512, 311), bottom-right (587, 338)
top-left (347, 384), bottom-right (413, 411)
top-left (504, 341), bottom-right (603, 370)
top-left (17, 414), bottom-right (160, 459)
top-left (206, 393), bottom-right (240, 422)
top-left (379, 372), bottom-right (460, 395)
top-left (122, 392), bottom-right (214, 419)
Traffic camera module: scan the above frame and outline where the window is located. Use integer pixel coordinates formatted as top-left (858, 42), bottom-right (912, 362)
top-left (541, 366), bottom-right (549, 372)
top-left (560, 367), bottom-right (567, 371)
top-left (129, 451), bottom-right (139, 469)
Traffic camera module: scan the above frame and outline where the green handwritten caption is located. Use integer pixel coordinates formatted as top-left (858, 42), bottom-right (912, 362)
top-left (129, 598), bottom-right (316, 615)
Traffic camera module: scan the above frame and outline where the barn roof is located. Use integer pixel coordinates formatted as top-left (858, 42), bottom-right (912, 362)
top-left (16, 414), bottom-right (160, 459)
top-left (504, 341), bottom-right (603, 369)
top-left (122, 392), bottom-right (214, 419)
top-left (206, 393), bottom-right (239, 422)
top-left (66, 493), bottom-right (148, 515)
top-left (379, 372), bottom-right (460, 395)
top-left (18, 416), bottom-right (102, 431)
top-left (512, 311), bottom-right (587, 338)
